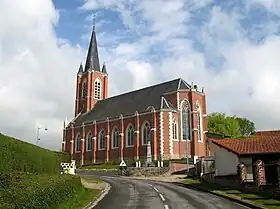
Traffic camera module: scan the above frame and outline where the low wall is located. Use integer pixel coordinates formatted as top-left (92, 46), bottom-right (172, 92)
top-left (127, 167), bottom-right (169, 177)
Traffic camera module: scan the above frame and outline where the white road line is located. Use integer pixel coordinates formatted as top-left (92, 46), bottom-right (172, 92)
top-left (153, 186), bottom-right (159, 193)
top-left (159, 193), bottom-right (166, 201)
top-left (164, 205), bottom-right (169, 209)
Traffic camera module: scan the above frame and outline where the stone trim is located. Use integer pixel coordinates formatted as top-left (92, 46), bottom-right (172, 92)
top-left (168, 112), bottom-right (173, 158)
top-left (159, 112), bottom-right (164, 158)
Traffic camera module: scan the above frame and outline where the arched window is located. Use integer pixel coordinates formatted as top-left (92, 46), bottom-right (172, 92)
top-left (94, 79), bottom-right (101, 99)
top-left (142, 121), bottom-right (151, 145)
top-left (98, 130), bottom-right (105, 150)
top-left (126, 125), bottom-right (134, 147)
top-left (82, 82), bottom-right (87, 99)
top-left (197, 103), bottom-right (203, 142)
top-left (75, 133), bottom-right (81, 152)
top-left (172, 119), bottom-right (178, 140)
top-left (181, 100), bottom-right (191, 140)
top-left (86, 132), bottom-right (93, 151)
top-left (111, 126), bottom-right (119, 148)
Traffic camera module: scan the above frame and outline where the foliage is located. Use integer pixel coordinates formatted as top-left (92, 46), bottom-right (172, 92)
top-left (0, 172), bottom-right (82, 209)
top-left (207, 112), bottom-right (255, 138)
top-left (0, 133), bottom-right (70, 176)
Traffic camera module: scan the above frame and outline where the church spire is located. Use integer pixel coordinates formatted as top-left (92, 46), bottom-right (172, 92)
top-left (78, 62), bottom-right (83, 75)
top-left (84, 13), bottom-right (100, 72)
top-left (102, 62), bottom-right (108, 75)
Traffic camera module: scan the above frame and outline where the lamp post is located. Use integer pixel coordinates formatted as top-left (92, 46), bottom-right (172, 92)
top-left (36, 127), bottom-right (48, 145)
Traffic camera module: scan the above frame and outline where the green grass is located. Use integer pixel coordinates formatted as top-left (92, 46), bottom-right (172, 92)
top-left (181, 178), bottom-right (280, 209)
top-left (57, 187), bottom-right (100, 209)
top-left (82, 176), bottom-right (103, 184)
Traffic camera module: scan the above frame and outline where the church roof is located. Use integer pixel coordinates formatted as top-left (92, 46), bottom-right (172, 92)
top-left (73, 78), bottom-right (191, 125)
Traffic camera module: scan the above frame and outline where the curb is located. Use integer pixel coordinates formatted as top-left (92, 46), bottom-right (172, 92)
top-left (82, 182), bottom-right (111, 209)
top-left (174, 182), bottom-right (265, 209)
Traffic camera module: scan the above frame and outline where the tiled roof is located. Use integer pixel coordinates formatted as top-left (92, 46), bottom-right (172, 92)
top-left (254, 130), bottom-right (280, 136)
top-left (212, 136), bottom-right (280, 155)
top-left (73, 78), bottom-right (192, 125)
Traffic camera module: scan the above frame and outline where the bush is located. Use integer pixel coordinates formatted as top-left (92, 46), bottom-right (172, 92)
top-left (0, 172), bottom-right (82, 209)
top-left (0, 133), bottom-right (70, 176)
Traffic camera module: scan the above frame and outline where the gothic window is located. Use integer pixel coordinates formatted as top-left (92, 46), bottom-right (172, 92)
top-left (75, 133), bottom-right (81, 152)
top-left (142, 121), bottom-right (151, 145)
top-left (197, 103), bottom-right (203, 142)
top-left (111, 126), bottom-right (119, 148)
top-left (126, 125), bottom-right (134, 147)
top-left (172, 119), bottom-right (178, 140)
top-left (98, 129), bottom-right (105, 150)
top-left (82, 82), bottom-right (87, 99)
top-left (94, 78), bottom-right (101, 99)
top-left (181, 100), bottom-right (191, 140)
top-left (86, 132), bottom-right (93, 151)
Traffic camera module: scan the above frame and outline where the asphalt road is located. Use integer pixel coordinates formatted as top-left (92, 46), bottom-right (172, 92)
top-left (78, 172), bottom-right (251, 209)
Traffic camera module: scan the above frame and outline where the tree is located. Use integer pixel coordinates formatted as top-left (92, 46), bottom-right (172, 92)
top-left (235, 117), bottom-right (256, 136)
top-left (207, 112), bottom-right (255, 138)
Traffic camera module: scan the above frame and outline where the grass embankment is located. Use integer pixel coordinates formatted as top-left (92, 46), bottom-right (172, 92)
top-left (181, 178), bottom-right (280, 209)
top-left (0, 133), bottom-right (102, 209)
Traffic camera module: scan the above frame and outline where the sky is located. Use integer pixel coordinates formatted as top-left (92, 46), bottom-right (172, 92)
top-left (1, 0), bottom-right (280, 150)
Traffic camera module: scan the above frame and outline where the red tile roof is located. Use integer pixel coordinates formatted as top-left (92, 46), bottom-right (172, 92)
top-left (255, 130), bottom-right (280, 136)
top-left (211, 135), bottom-right (280, 155)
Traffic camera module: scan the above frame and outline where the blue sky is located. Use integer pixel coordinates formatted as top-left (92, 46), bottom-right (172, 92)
top-left (2, 0), bottom-right (280, 150)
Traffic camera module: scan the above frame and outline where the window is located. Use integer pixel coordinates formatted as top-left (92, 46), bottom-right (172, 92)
top-left (126, 125), bottom-right (134, 147)
top-left (94, 79), bottom-right (101, 99)
top-left (197, 103), bottom-right (203, 142)
top-left (181, 100), bottom-right (191, 140)
top-left (142, 121), bottom-right (151, 145)
top-left (86, 132), bottom-right (93, 151)
top-left (82, 82), bottom-right (87, 99)
top-left (98, 130), bottom-right (105, 150)
top-left (111, 127), bottom-right (119, 148)
top-left (75, 133), bottom-right (81, 152)
top-left (172, 120), bottom-right (178, 140)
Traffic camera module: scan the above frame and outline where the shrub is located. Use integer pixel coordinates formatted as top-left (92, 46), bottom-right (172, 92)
top-left (0, 172), bottom-right (82, 209)
top-left (0, 133), bottom-right (70, 176)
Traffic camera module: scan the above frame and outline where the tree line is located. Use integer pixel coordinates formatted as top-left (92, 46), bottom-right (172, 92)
top-left (207, 112), bottom-right (256, 138)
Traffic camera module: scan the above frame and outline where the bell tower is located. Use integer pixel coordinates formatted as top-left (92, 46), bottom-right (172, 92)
top-left (74, 18), bottom-right (108, 116)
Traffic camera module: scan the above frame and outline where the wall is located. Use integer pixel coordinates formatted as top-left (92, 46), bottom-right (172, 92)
top-left (213, 143), bottom-right (239, 176)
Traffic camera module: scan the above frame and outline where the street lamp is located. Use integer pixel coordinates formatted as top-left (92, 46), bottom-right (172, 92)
top-left (36, 127), bottom-right (48, 145)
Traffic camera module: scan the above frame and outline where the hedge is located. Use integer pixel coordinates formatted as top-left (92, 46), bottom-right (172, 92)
top-left (0, 172), bottom-right (82, 209)
top-left (0, 133), bottom-right (70, 176)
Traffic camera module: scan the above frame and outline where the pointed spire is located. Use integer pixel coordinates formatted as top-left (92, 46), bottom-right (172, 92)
top-left (78, 62), bottom-right (83, 75)
top-left (102, 62), bottom-right (108, 75)
top-left (84, 13), bottom-right (100, 72)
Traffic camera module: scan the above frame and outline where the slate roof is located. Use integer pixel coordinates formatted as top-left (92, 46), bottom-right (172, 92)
top-left (84, 27), bottom-right (100, 72)
top-left (73, 78), bottom-right (191, 125)
top-left (212, 135), bottom-right (280, 156)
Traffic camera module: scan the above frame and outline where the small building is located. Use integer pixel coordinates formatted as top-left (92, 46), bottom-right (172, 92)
top-left (211, 131), bottom-right (280, 185)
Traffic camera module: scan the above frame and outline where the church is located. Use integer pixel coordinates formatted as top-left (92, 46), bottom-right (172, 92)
top-left (62, 24), bottom-right (208, 165)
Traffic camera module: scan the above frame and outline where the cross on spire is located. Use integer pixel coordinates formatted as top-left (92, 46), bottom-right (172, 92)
top-left (92, 13), bottom-right (96, 31)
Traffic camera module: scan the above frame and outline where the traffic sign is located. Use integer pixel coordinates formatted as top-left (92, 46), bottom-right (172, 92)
top-left (119, 160), bottom-right (127, 167)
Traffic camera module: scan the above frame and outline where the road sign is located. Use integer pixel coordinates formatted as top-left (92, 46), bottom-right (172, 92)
top-left (120, 160), bottom-right (127, 167)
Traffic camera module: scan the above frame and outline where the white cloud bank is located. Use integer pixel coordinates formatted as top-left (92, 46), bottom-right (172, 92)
top-left (1, 0), bottom-right (280, 151)
top-left (0, 0), bottom-right (83, 150)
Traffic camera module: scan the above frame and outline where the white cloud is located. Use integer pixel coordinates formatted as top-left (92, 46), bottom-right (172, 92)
top-left (0, 0), bottom-right (83, 150)
top-left (2, 0), bottom-right (280, 152)
top-left (81, 0), bottom-right (280, 132)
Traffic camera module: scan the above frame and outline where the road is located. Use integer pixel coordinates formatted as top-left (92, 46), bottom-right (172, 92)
top-left (78, 172), bottom-right (250, 209)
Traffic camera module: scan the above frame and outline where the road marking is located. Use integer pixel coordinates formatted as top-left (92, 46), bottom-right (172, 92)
top-left (164, 205), bottom-right (169, 209)
top-left (159, 193), bottom-right (165, 201)
top-left (152, 186), bottom-right (159, 193)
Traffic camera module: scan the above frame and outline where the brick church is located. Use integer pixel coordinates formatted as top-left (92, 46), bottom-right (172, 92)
top-left (62, 24), bottom-right (208, 165)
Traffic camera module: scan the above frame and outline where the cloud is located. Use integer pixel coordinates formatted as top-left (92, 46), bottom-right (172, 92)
top-left (81, 0), bottom-right (280, 132)
top-left (0, 0), bottom-right (83, 150)
top-left (2, 0), bottom-right (280, 152)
